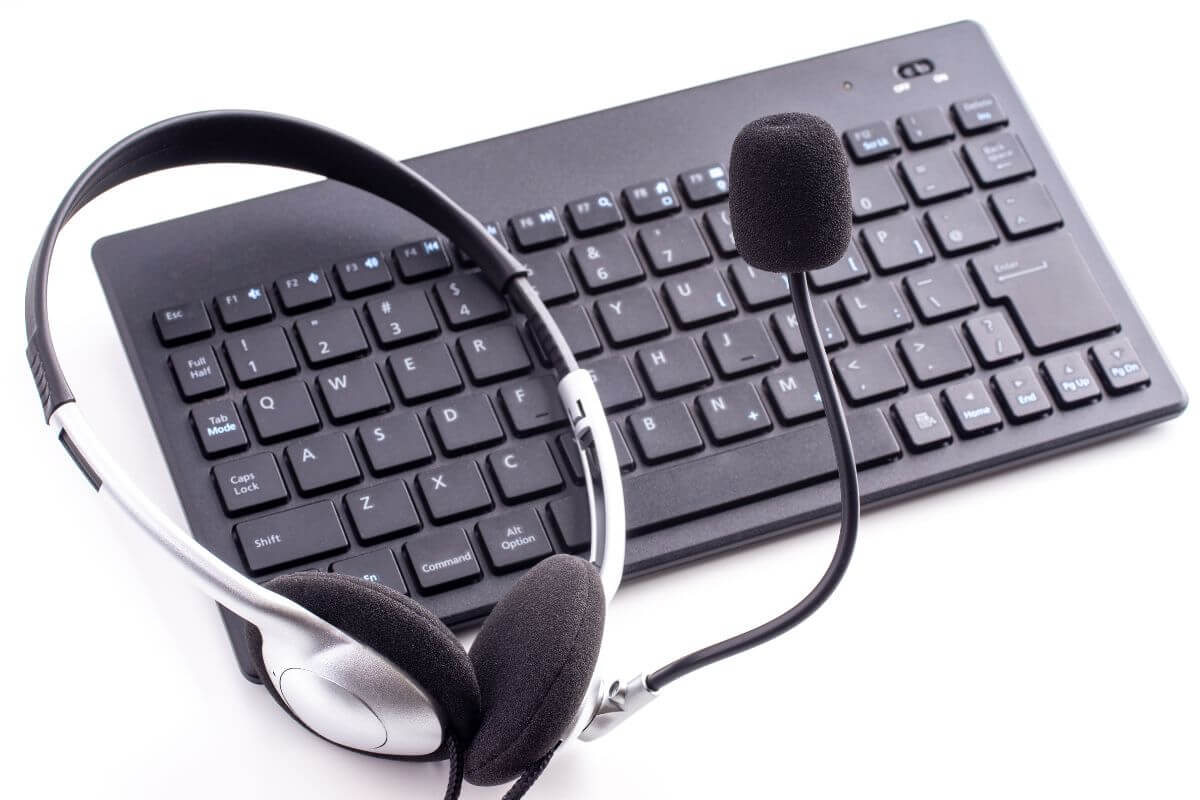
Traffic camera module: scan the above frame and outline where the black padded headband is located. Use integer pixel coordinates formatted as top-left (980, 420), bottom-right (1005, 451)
top-left (25, 110), bottom-right (572, 422)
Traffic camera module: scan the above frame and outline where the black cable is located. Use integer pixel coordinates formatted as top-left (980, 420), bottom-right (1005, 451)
top-left (645, 273), bottom-right (861, 691)
top-left (443, 737), bottom-right (464, 800)
top-left (501, 746), bottom-right (558, 800)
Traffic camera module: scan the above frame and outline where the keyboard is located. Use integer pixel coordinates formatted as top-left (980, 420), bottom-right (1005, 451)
top-left (93, 21), bottom-right (1186, 679)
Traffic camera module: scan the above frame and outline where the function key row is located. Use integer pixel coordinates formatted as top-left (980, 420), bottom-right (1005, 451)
top-left (843, 94), bottom-right (1009, 163)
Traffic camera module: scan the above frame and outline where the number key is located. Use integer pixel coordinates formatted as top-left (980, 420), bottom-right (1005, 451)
top-left (850, 164), bottom-right (908, 221)
top-left (637, 217), bottom-right (711, 273)
top-left (295, 307), bottom-right (368, 366)
top-left (365, 291), bottom-right (440, 348)
top-left (223, 327), bottom-right (297, 386)
top-left (570, 232), bottom-right (644, 292)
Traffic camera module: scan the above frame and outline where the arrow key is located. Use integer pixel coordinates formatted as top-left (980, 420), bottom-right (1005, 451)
top-left (992, 365), bottom-right (1052, 422)
top-left (942, 378), bottom-right (1003, 437)
top-left (1090, 336), bottom-right (1150, 393)
top-left (1041, 351), bottom-right (1102, 408)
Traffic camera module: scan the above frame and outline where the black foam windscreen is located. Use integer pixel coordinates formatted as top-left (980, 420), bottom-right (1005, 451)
top-left (727, 112), bottom-right (853, 274)
top-left (465, 555), bottom-right (605, 786)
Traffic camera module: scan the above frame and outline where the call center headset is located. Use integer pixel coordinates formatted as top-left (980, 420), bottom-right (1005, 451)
top-left (26, 110), bottom-right (860, 797)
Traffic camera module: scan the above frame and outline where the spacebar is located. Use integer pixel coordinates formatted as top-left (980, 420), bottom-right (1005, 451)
top-left (625, 408), bottom-right (900, 536)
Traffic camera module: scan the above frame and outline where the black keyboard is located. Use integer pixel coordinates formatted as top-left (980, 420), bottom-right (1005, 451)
top-left (93, 21), bottom-right (1186, 678)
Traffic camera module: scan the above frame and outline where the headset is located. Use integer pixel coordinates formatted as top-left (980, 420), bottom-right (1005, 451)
top-left (26, 110), bottom-right (860, 797)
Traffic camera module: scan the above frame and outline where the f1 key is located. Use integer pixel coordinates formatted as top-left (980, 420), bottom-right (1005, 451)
top-left (969, 234), bottom-right (1118, 353)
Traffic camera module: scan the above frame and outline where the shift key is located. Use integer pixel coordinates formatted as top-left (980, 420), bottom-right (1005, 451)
top-left (235, 501), bottom-right (348, 574)
top-left (969, 234), bottom-right (1118, 353)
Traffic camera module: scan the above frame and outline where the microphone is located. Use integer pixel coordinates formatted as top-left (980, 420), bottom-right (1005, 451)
top-left (727, 112), bottom-right (853, 273)
top-left (639, 113), bottom-right (861, 693)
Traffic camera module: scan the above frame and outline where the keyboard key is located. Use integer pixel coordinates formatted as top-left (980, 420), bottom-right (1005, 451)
top-left (365, 291), bottom-right (440, 348)
top-left (457, 324), bottom-right (532, 384)
top-left (244, 380), bottom-right (321, 443)
top-left (528, 305), bottom-right (601, 364)
top-left (704, 207), bottom-right (737, 257)
top-left (224, 327), bottom-right (297, 386)
top-left (570, 233), bottom-right (645, 292)
top-left (522, 251), bottom-right (578, 305)
top-left (637, 337), bottom-right (712, 398)
top-left (334, 252), bottom-right (393, 297)
top-left (1091, 337), bottom-right (1150, 393)
top-left (477, 509), bottom-right (554, 572)
top-left (637, 217), bottom-right (712, 273)
top-left (235, 501), bottom-right (348, 573)
top-left (155, 302), bottom-right (212, 345)
top-left (275, 269), bottom-right (333, 312)
top-left (331, 549), bottom-right (408, 594)
top-left (843, 121), bottom-right (901, 162)
top-left (942, 379), bottom-right (1003, 437)
top-left (903, 264), bottom-right (978, 322)
top-left (357, 413), bottom-right (433, 475)
top-left (170, 345), bottom-right (226, 400)
top-left (705, 318), bottom-right (781, 378)
top-left (925, 198), bottom-right (999, 255)
top-left (962, 132), bottom-right (1034, 187)
top-left (859, 216), bottom-right (935, 273)
top-left (729, 261), bottom-right (790, 309)
top-left (286, 432), bottom-right (362, 495)
top-left (964, 312), bottom-right (1023, 367)
top-left (428, 394), bottom-right (505, 455)
top-left (833, 345), bottom-right (907, 404)
top-left (214, 452), bottom-right (289, 515)
top-left (558, 423), bottom-right (635, 482)
top-left (992, 365), bottom-right (1052, 422)
top-left (892, 394), bottom-right (952, 451)
top-left (622, 178), bottom-right (680, 221)
top-left (454, 222), bottom-right (508, 267)
top-left (898, 150), bottom-right (971, 204)
top-left (897, 327), bottom-right (973, 387)
top-left (695, 383), bottom-right (772, 444)
top-left (344, 479), bottom-right (422, 543)
top-left (191, 398), bottom-right (249, 457)
top-left (214, 286), bottom-right (273, 330)
top-left (990, 182), bottom-right (1063, 239)
top-left (498, 375), bottom-right (569, 434)
top-left (487, 441), bottom-right (564, 503)
top-left (295, 307), bottom-right (369, 366)
top-left (388, 342), bottom-right (463, 403)
top-left (897, 107), bottom-right (955, 148)
top-left (595, 286), bottom-right (669, 346)
top-left (764, 367), bottom-right (824, 424)
top-left (678, 163), bottom-right (729, 205)
top-left (951, 94), bottom-right (1008, 133)
top-left (393, 237), bottom-right (452, 282)
top-left (619, 408), bottom-right (900, 536)
top-left (406, 529), bottom-right (481, 592)
top-left (509, 206), bottom-right (568, 251)
top-left (661, 270), bottom-right (736, 328)
top-left (839, 281), bottom-right (913, 340)
top-left (1041, 351), bottom-right (1102, 408)
top-left (434, 273), bottom-right (510, 330)
top-left (585, 356), bottom-right (644, 411)
top-left (627, 401), bottom-right (705, 464)
top-left (770, 301), bottom-right (847, 359)
top-left (317, 361), bottom-right (392, 422)
top-left (850, 164), bottom-right (908, 221)
top-left (416, 462), bottom-right (493, 524)
top-left (969, 234), bottom-right (1118, 352)
top-left (810, 243), bottom-right (870, 291)
top-left (566, 192), bottom-right (624, 236)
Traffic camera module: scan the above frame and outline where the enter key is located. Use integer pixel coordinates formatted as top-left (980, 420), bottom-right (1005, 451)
top-left (968, 233), bottom-right (1118, 352)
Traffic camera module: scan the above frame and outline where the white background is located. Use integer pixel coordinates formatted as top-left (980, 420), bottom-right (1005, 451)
top-left (2, 2), bottom-right (1197, 797)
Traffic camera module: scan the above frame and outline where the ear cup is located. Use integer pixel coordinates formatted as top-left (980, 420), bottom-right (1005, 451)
top-left (246, 571), bottom-right (481, 760)
top-left (464, 554), bottom-right (605, 785)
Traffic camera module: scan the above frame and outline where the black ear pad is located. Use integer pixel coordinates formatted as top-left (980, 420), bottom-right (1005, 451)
top-left (464, 554), bottom-right (605, 785)
top-left (245, 571), bottom-right (481, 761)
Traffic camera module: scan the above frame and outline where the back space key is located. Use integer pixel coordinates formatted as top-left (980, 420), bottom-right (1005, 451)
top-left (549, 408), bottom-right (900, 543)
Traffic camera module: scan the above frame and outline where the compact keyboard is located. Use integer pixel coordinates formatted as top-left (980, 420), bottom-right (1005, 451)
top-left (93, 21), bottom-right (1186, 678)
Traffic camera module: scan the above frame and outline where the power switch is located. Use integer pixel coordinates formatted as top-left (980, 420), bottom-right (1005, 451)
top-left (897, 59), bottom-right (935, 79)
